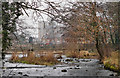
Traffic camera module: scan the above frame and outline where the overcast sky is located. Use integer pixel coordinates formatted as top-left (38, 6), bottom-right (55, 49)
top-left (17, 0), bottom-right (119, 38)
top-left (18, 0), bottom-right (68, 38)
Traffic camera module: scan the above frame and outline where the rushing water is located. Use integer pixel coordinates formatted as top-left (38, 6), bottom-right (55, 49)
top-left (2, 54), bottom-right (118, 77)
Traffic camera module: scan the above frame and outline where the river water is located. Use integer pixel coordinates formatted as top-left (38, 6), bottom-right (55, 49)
top-left (1, 54), bottom-right (119, 77)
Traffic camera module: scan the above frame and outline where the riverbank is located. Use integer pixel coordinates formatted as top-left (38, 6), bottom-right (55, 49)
top-left (103, 51), bottom-right (120, 74)
top-left (7, 50), bottom-right (120, 76)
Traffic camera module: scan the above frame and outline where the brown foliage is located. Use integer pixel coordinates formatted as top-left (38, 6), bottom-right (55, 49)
top-left (10, 52), bottom-right (59, 65)
top-left (10, 52), bottom-right (19, 62)
top-left (65, 50), bottom-right (98, 59)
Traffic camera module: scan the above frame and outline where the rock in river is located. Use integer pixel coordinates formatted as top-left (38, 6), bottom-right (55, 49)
top-left (23, 74), bottom-right (29, 77)
top-left (61, 69), bottom-right (67, 72)
top-left (18, 72), bottom-right (22, 75)
top-left (53, 67), bottom-right (56, 69)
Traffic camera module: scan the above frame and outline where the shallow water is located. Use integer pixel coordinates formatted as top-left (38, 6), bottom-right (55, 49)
top-left (2, 54), bottom-right (118, 76)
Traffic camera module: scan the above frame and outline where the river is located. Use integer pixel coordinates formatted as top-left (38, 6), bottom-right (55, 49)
top-left (1, 54), bottom-right (119, 77)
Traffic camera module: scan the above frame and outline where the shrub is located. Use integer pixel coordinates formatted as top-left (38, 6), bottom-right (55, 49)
top-left (10, 52), bottom-right (19, 62)
top-left (10, 52), bottom-right (59, 65)
top-left (66, 51), bottom-right (80, 58)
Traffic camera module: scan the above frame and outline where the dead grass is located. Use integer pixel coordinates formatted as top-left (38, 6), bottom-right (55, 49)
top-left (65, 50), bottom-right (99, 59)
top-left (103, 52), bottom-right (118, 66)
top-left (103, 51), bottom-right (119, 72)
top-left (65, 51), bottom-right (80, 58)
top-left (10, 52), bottom-right (19, 62)
top-left (10, 52), bottom-right (59, 65)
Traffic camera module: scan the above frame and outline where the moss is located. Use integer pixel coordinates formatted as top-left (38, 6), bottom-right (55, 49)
top-left (21, 61), bottom-right (29, 64)
top-left (104, 63), bottom-right (120, 73)
top-left (103, 52), bottom-right (120, 73)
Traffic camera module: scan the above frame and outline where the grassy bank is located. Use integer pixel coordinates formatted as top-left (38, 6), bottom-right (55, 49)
top-left (65, 50), bottom-right (99, 59)
top-left (10, 52), bottom-right (60, 66)
top-left (103, 51), bottom-right (120, 73)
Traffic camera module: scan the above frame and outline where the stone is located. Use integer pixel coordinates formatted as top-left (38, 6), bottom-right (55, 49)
top-left (109, 73), bottom-right (118, 76)
top-left (86, 70), bottom-right (88, 71)
top-left (74, 67), bottom-right (80, 69)
top-left (76, 65), bottom-right (79, 67)
top-left (53, 67), bottom-right (56, 69)
top-left (109, 74), bottom-right (114, 76)
top-left (61, 69), bottom-right (67, 72)
top-left (23, 74), bottom-right (29, 76)
top-left (18, 72), bottom-right (22, 75)
top-left (65, 59), bottom-right (73, 62)
top-left (13, 73), bottom-right (16, 75)
top-left (56, 55), bottom-right (62, 59)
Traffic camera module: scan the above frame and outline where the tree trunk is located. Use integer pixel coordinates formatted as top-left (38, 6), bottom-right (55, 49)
top-left (110, 30), bottom-right (115, 46)
top-left (118, 2), bottom-right (120, 69)
top-left (101, 36), bottom-right (111, 57)
top-left (95, 37), bottom-right (104, 62)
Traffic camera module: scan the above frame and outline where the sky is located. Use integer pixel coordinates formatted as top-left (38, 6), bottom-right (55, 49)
top-left (18, 9), bottom-right (39, 38)
top-left (17, 0), bottom-right (68, 38)
top-left (17, 0), bottom-right (120, 38)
